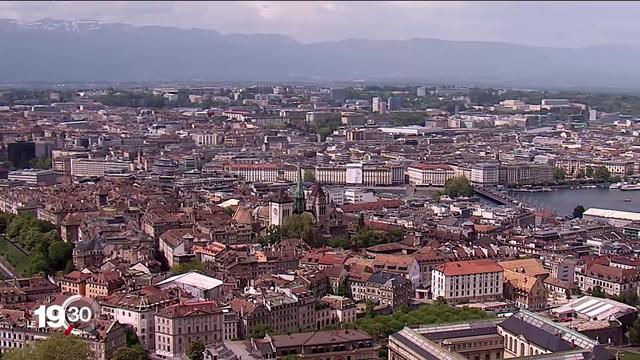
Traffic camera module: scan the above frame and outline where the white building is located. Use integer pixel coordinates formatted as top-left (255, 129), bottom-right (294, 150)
top-left (432, 259), bottom-right (504, 304)
top-left (470, 163), bottom-right (499, 185)
top-left (7, 169), bottom-right (57, 186)
top-left (70, 158), bottom-right (132, 177)
top-left (156, 272), bottom-right (224, 300)
top-left (406, 164), bottom-right (455, 186)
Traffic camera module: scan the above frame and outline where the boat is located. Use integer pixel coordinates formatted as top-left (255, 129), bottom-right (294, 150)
top-left (609, 182), bottom-right (623, 189)
top-left (624, 199), bottom-right (631, 202)
top-left (620, 184), bottom-right (640, 191)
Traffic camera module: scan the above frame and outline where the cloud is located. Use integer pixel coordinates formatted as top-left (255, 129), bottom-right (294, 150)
top-left (0, 1), bottom-right (639, 47)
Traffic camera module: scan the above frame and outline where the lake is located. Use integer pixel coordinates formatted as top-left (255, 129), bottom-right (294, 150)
top-left (511, 188), bottom-right (640, 216)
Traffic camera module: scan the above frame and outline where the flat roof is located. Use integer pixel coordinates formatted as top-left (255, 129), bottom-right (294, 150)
top-left (583, 208), bottom-right (640, 221)
top-left (156, 272), bottom-right (223, 290)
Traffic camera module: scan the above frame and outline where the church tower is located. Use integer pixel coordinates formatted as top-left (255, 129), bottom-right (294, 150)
top-left (310, 183), bottom-right (328, 224)
top-left (294, 165), bottom-right (306, 214)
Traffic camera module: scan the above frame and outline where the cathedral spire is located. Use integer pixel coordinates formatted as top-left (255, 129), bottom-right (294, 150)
top-left (294, 165), bottom-right (306, 214)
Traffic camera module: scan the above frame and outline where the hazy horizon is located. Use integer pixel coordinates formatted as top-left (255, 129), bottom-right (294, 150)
top-left (1, 1), bottom-right (640, 48)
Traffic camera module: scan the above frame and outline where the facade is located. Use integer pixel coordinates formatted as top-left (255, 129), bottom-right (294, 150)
top-left (70, 158), bottom-right (132, 177)
top-left (470, 163), bottom-right (499, 185)
top-left (432, 259), bottom-right (504, 304)
top-left (268, 191), bottom-right (293, 227)
top-left (154, 301), bottom-right (223, 359)
top-left (7, 169), bottom-right (57, 186)
top-left (406, 164), bottom-right (455, 186)
top-left (502, 269), bottom-right (548, 310)
top-left (264, 329), bottom-right (379, 360)
top-left (575, 262), bottom-right (640, 297)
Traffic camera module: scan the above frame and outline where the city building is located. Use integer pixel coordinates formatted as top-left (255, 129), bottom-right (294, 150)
top-left (406, 164), bottom-right (455, 186)
top-left (432, 259), bottom-right (504, 304)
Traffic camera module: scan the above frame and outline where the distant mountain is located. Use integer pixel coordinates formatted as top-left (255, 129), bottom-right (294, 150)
top-left (2, 18), bottom-right (640, 89)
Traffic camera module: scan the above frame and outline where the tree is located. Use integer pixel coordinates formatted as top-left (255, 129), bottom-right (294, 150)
top-left (573, 205), bottom-right (586, 219)
top-left (590, 286), bottom-right (606, 298)
top-left (260, 225), bottom-right (286, 246)
top-left (282, 213), bottom-right (317, 242)
top-left (443, 176), bottom-right (474, 198)
top-left (434, 296), bottom-right (448, 305)
top-left (554, 167), bottom-right (566, 181)
top-left (365, 300), bottom-right (375, 318)
top-left (575, 168), bottom-right (585, 179)
top-left (3, 333), bottom-right (92, 360)
top-left (171, 260), bottom-right (204, 275)
top-left (593, 166), bottom-right (611, 181)
top-left (565, 289), bottom-right (571, 300)
top-left (252, 323), bottom-right (275, 339)
top-left (357, 213), bottom-right (366, 232)
top-left (352, 227), bottom-right (386, 248)
top-left (185, 340), bottom-right (205, 360)
top-left (112, 345), bottom-right (149, 360)
top-left (327, 237), bottom-right (348, 249)
top-left (618, 290), bottom-right (639, 306)
top-left (335, 282), bottom-right (351, 297)
top-left (48, 241), bottom-right (73, 270)
top-left (585, 166), bottom-right (594, 178)
top-left (303, 169), bottom-right (316, 182)
top-left (630, 319), bottom-right (640, 346)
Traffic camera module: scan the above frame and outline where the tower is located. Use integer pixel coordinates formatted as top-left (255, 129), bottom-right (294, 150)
top-left (294, 166), bottom-right (306, 214)
top-left (310, 183), bottom-right (328, 224)
top-left (269, 190), bottom-right (293, 227)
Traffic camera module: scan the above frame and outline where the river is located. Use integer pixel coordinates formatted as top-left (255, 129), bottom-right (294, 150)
top-left (511, 188), bottom-right (640, 216)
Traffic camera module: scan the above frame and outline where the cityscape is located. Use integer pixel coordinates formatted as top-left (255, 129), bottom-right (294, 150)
top-left (3, 2), bottom-right (640, 360)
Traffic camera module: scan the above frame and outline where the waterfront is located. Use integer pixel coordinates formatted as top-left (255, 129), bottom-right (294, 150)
top-left (511, 188), bottom-right (640, 216)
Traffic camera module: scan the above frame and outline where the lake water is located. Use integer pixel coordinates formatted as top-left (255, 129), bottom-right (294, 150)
top-left (511, 188), bottom-right (640, 216)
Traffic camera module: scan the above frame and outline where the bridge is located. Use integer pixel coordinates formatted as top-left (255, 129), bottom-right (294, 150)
top-left (474, 186), bottom-right (535, 210)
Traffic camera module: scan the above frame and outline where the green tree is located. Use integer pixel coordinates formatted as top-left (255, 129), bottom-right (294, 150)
top-left (303, 169), bottom-right (316, 182)
top-left (352, 227), bottom-right (386, 248)
top-left (252, 323), bottom-right (275, 339)
top-left (29, 157), bottom-right (52, 170)
top-left (327, 237), bottom-right (348, 249)
top-left (335, 282), bottom-right (351, 297)
top-left (554, 167), bottom-right (566, 181)
top-left (48, 241), bottom-right (73, 270)
top-left (434, 296), bottom-right (448, 305)
top-left (618, 290), bottom-right (639, 306)
top-left (171, 260), bottom-right (204, 275)
top-left (585, 166), bottom-right (594, 178)
top-left (357, 213), bottom-right (366, 232)
top-left (387, 228), bottom-right (405, 243)
top-left (260, 225), bottom-right (286, 245)
top-left (593, 166), bottom-right (611, 181)
top-left (3, 333), bottom-right (92, 360)
top-left (630, 319), bottom-right (640, 346)
top-left (443, 176), bottom-right (474, 198)
top-left (112, 345), bottom-right (149, 360)
top-left (282, 213), bottom-right (317, 242)
top-left (590, 286), bottom-right (606, 298)
top-left (185, 340), bottom-right (205, 360)
top-left (575, 168), bottom-right (585, 179)
top-left (573, 205), bottom-right (586, 219)
top-left (365, 300), bottom-right (375, 318)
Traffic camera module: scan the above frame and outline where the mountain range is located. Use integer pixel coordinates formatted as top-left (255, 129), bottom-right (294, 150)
top-left (2, 18), bottom-right (640, 90)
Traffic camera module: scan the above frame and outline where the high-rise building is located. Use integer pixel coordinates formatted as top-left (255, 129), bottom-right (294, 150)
top-left (387, 96), bottom-right (402, 111)
top-left (372, 97), bottom-right (381, 112)
top-left (416, 86), bottom-right (427, 97)
top-left (7, 142), bottom-right (36, 169)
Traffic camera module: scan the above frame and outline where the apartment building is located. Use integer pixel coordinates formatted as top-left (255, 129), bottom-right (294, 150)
top-left (498, 164), bottom-right (554, 185)
top-left (406, 164), bottom-right (455, 186)
top-left (154, 301), bottom-right (223, 359)
top-left (262, 329), bottom-right (379, 360)
top-left (502, 269), bottom-right (548, 310)
top-left (70, 158), bottom-right (132, 177)
top-left (100, 290), bottom-right (181, 350)
top-left (7, 169), bottom-right (57, 186)
top-left (575, 262), bottom-right (640, 297)
top-left (192, 132), bottom-right (224, 147)
top-left (432, 259), bottom-right (504, 304)
top-left (470, 163), bottom-right (499, 185)
top-left (224, 163), bottom-right (296, 183)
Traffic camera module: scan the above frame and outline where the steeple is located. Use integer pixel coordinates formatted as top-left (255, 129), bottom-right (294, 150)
top-left (294, 165), bottom-right (306, 214)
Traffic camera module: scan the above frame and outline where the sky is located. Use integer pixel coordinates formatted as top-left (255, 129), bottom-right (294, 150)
top-left (0, 1), bottom-right (639, 48)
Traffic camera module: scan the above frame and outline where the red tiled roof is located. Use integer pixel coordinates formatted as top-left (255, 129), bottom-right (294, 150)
top-left (436, 259), bottom-right (503, 276)
top-left (339, 199), bottom-right (404, 213)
